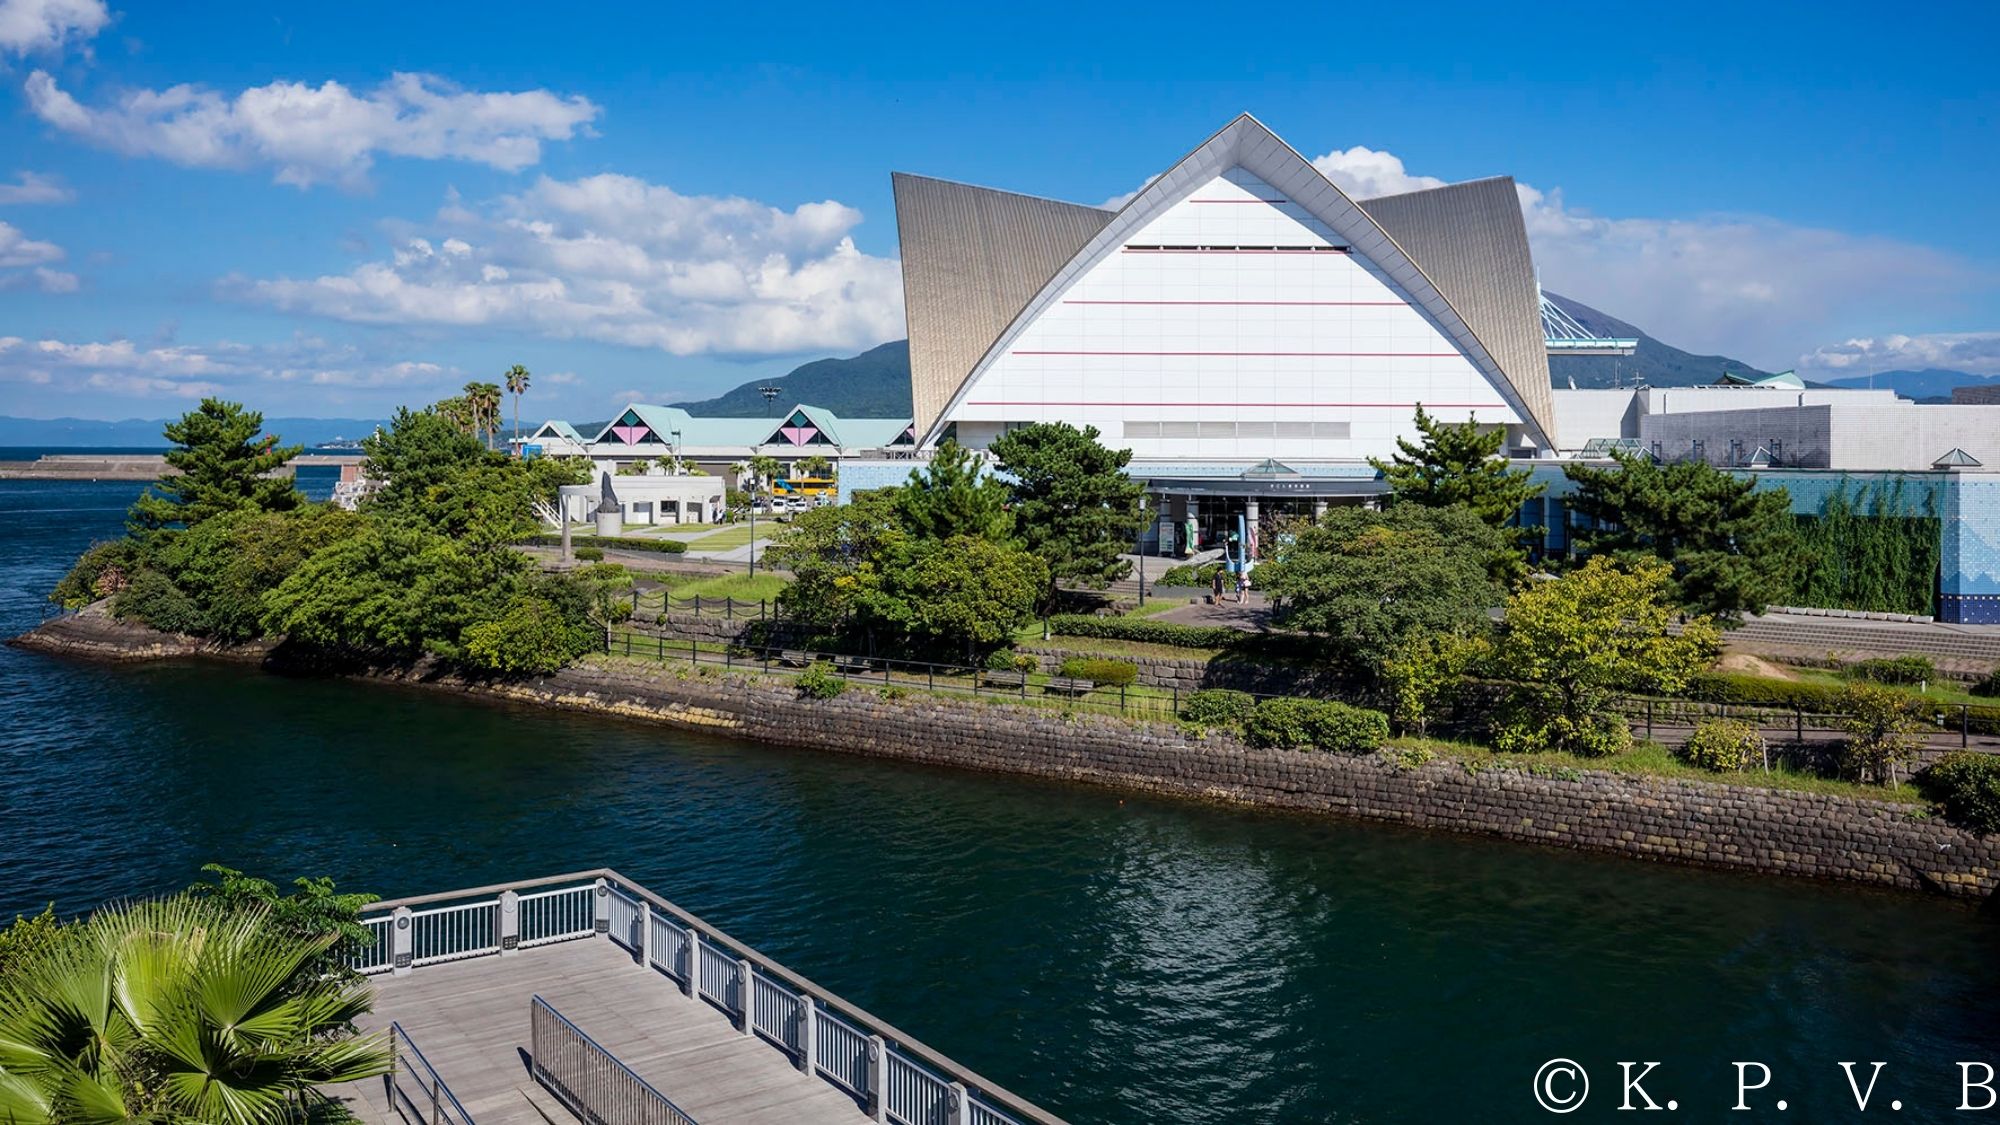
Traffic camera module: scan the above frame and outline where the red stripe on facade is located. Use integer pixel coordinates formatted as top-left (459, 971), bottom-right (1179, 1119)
top-left (1009, 350), bottom-right (1463, 358)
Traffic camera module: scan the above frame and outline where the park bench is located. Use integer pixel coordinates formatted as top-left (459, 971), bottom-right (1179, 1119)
top-left (981, 669), bottom-right (1028, 690)
top-left (777, 649), bottom-right (812, 668)
top-left (834, 654), bottom-right (874, 674)
top-left (1043, 676), bottom-right (1095, 697)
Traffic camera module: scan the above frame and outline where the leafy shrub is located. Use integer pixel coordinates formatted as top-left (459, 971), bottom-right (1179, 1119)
top-left (1847, 655), bottom-right (1936, 686)
top-left (1059, 657), bottom-right (1138, 686)
top-left (797, 661), bottom-right (847, 699)
top-left (1179, 689), bottom-right (1256, 727)
top-left (985, 648), bottom-right (1021, 671)
top-left (1242, 697), bottom-right (1388, 753)
top-left (1838, 683), bottom-right (1927, 785)
top-left (112, 568), bottom-right (208, 634)
top-left (1492, 688), bottom-right (1633, 758)
top-left (1919, 752), bottom-right (2000, 834)
top-left (461, 594), bottom-right (596, 674)
top-left (1155, 561), bottom-right (1223, 588)
top-left (573, 546), bottom-right (605, 561)
top-left (1047, 614), bottom-right (1241, 649)
top-left (1971, 669), bottom-right (2000, 699)
top-left (50, 538), bottom-right (138, 609)
top-left (1679, 718), bottom-right (1765, 772)
top-left (523, 534), bottom-right (689, 555)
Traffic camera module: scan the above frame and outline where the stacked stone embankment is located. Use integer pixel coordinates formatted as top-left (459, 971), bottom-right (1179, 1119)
top-left (15, 612), bottom-right (1998, 900)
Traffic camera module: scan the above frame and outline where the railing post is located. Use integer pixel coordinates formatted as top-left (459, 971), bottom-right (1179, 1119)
top-left (391, 906), bottom-right (413, 976)
top-left (797, 993), bottom-right (817, 1075)
top-left (738, 958), bottom-right (755, 1036)
top-left (499, 889), bottom-right (520, 956)
top-left (592, 878), bottom-right (610, 936)
top-left (639, 899), bottom-right (654, 966)
top-left (867, 1035), bottom-right (887, 1122)
top-left (949, 1081), bottom-right (971, 1125)
top-left (1963, 704), bottom-right (1970, 748)
top-left (685, 932), bottom-right (701, 999)
top-left (1796, 704), bottom-right (1805, 748)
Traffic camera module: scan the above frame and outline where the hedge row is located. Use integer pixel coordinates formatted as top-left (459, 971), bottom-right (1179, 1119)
top-left (1047, 614), bottom-right (1244, 649)
top-left (523, 534), bottom-right (689, 555)
top-left (1673, 671), bottom-right (2000, 734)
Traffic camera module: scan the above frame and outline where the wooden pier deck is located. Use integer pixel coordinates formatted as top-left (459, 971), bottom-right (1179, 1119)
top-left (336, 938), bottom-right (870, 1125)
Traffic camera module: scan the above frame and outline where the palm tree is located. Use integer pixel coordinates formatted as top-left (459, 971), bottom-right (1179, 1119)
top-left (464, 381), bottom-right (502, 450)
top-left (436, 395), bottom-right (476, 436)
top-left (504, 364), bottom-right (532, 445)
top-left (0, 895), bottom-right (390, 1125)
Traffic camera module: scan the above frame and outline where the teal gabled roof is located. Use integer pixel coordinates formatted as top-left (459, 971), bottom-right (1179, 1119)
top-left (579, 402), bottom-right (916, 451)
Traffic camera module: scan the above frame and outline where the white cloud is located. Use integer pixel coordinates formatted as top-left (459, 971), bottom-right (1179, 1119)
top-left (1797, 333), bottom-right (2000, 378)
top-left (0, 0), bottom-right (105, 56)
top-left (0, 219), bottom-right (62, 266)
top-left (1312, 146), bottom-right (1979, 369)
top-left (0, 218), bottom-right (75, 290)
top-left (1311, 145), bottom-right (1446, 199)
top-left (235, 173), bottom-right (905, 357)
top-left (0, 170), bottom-right (74, 204)
top-left (24, 70), bottom-right (599, 188)
top-left (0, 332), bottom-right (463, 400)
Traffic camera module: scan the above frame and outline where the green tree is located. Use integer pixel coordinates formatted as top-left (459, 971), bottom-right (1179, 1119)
top-left (1838, 683), bottom-right (1927, 786)
top-left (153, 506), bottom-right (364, 640)
top-left (859, 534), bottom-right (1047, 658)
top-left (893, 440), bottom-right (1012, 542)
top-left (1563, 450), bottom-right (1805, 620)
top-left (1380, 628), bottom-right (1489, 736)
top-left (504, 363), bottom-right (532, 443)
top-left (186, 864), bottom-right (379, 983)
top-left (989, 421), bottom-right (1147, 608)
top-left (1369, 405), bottom-right (1543, 529)
top-left (797, 453), bottom-right (834, 479)
top-left (461, 381), bottom-right (502, 449)
top-left (1256, 505), bottom-right (1506, 674)
top-left (128, 399), bottom-right (303, 532)
top-left (0, 894), bottom-right (390, 1125)
top-left (1489, 556), bottom-right (1719, 756)
top-left (767, 490), bottom-right (902, 629)
top-left (260, 521), bottom-right (523, 657)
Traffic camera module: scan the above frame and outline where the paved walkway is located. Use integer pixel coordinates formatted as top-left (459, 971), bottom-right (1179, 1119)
top-left (334, 939), bottom-right (868, 1125)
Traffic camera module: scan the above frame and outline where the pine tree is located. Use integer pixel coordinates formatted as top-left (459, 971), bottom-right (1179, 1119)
top-left (1369, 404), bottom-right (1544, 535)
top-left (129, 399), bottom-right (303, 532)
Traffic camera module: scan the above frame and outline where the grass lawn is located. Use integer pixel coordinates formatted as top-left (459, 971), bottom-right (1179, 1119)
top-left (686, 524), bottom-right (767, 551)
top-left (1397, 736), bottom-right (1924, 804)
top-left (661, 571), bottom-right (790, 602)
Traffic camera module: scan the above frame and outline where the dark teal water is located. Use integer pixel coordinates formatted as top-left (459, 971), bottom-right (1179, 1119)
top-left (2, 480), bottom-right (1996, 1124)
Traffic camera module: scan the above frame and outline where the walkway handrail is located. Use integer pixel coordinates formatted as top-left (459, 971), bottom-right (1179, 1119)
top-left (387, 1022), bottom-right (476, 1125)
top-left (355, 869), bottom-right (1069, 1125)
top-left (531, 995), bottom-right (698, 1125)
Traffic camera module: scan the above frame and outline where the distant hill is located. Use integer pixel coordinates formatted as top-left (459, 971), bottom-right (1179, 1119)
top-left (1820, 368), bottom-right (1995, 399)
top-left (1542, 292), bottom-right (1770, 388)
top-left (672, 340), bottom-right (913, 418)
top-left (0, 415), bottom-right (386, 448)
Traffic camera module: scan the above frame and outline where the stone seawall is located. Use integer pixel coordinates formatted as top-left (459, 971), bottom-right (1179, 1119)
top-left (15, 613), bottom-right (1999, 901)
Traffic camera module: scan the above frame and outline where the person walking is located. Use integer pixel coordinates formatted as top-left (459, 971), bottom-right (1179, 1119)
top-left (1235, 567), bottom-right (1250, 604)
top-left (1210, 567), bottom-right (1225, 605)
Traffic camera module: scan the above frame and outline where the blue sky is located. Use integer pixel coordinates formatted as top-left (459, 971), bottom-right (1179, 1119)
top-left (1, 0), bottom-right (1996, 420)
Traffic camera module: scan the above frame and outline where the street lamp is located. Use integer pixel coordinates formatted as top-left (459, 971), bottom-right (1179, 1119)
top-left (758, 386), bottom-right (782, 415)
top-left (747, 469), bottom-right (759, 577)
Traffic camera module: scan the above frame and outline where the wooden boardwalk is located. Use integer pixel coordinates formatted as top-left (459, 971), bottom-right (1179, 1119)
top-left (334, 938), bottom-right (871, 1125)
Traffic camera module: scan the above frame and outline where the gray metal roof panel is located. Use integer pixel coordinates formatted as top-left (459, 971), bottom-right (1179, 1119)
top-left (1357, 176), bottom-right (1557, 447)
top-left (892, 172), bottom-right (1116, 437)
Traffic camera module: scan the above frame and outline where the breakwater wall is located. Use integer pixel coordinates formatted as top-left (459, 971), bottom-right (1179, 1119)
top-left (15, 612), bottom-right (1998, 901)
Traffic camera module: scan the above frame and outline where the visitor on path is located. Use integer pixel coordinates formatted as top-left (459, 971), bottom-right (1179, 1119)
top-left (1236, 568), bottom-right (1250, 603)
top-left (1210, 568), bottom-right (1225, 604)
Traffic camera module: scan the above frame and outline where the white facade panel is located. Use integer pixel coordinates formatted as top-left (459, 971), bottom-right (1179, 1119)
top-left (942, 168), bottom-right (1518, 462)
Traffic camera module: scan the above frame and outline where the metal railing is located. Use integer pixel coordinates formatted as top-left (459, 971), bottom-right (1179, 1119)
top-left (531, 995), bottom-right (698, 1125)
top-left (518, 885), bottom-right (595, 947)
top-left (354, 870), bottom-right (1062, 1125)
top-left (608, 629), bottom-right (1185, 723)
top-left (409, 900), bottom-right (498, 967)
top-left (387, 1023), bottom-right (476, 1125)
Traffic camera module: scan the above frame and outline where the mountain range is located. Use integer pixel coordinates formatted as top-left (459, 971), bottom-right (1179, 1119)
top-left (0, 416), bottom-right (386, 449)
top-left (1819, 368), bottom-right (2000, 401)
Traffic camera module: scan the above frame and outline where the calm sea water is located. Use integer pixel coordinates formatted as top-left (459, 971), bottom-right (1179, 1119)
top-left (1, 479), bottom-right (1996, 1123)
